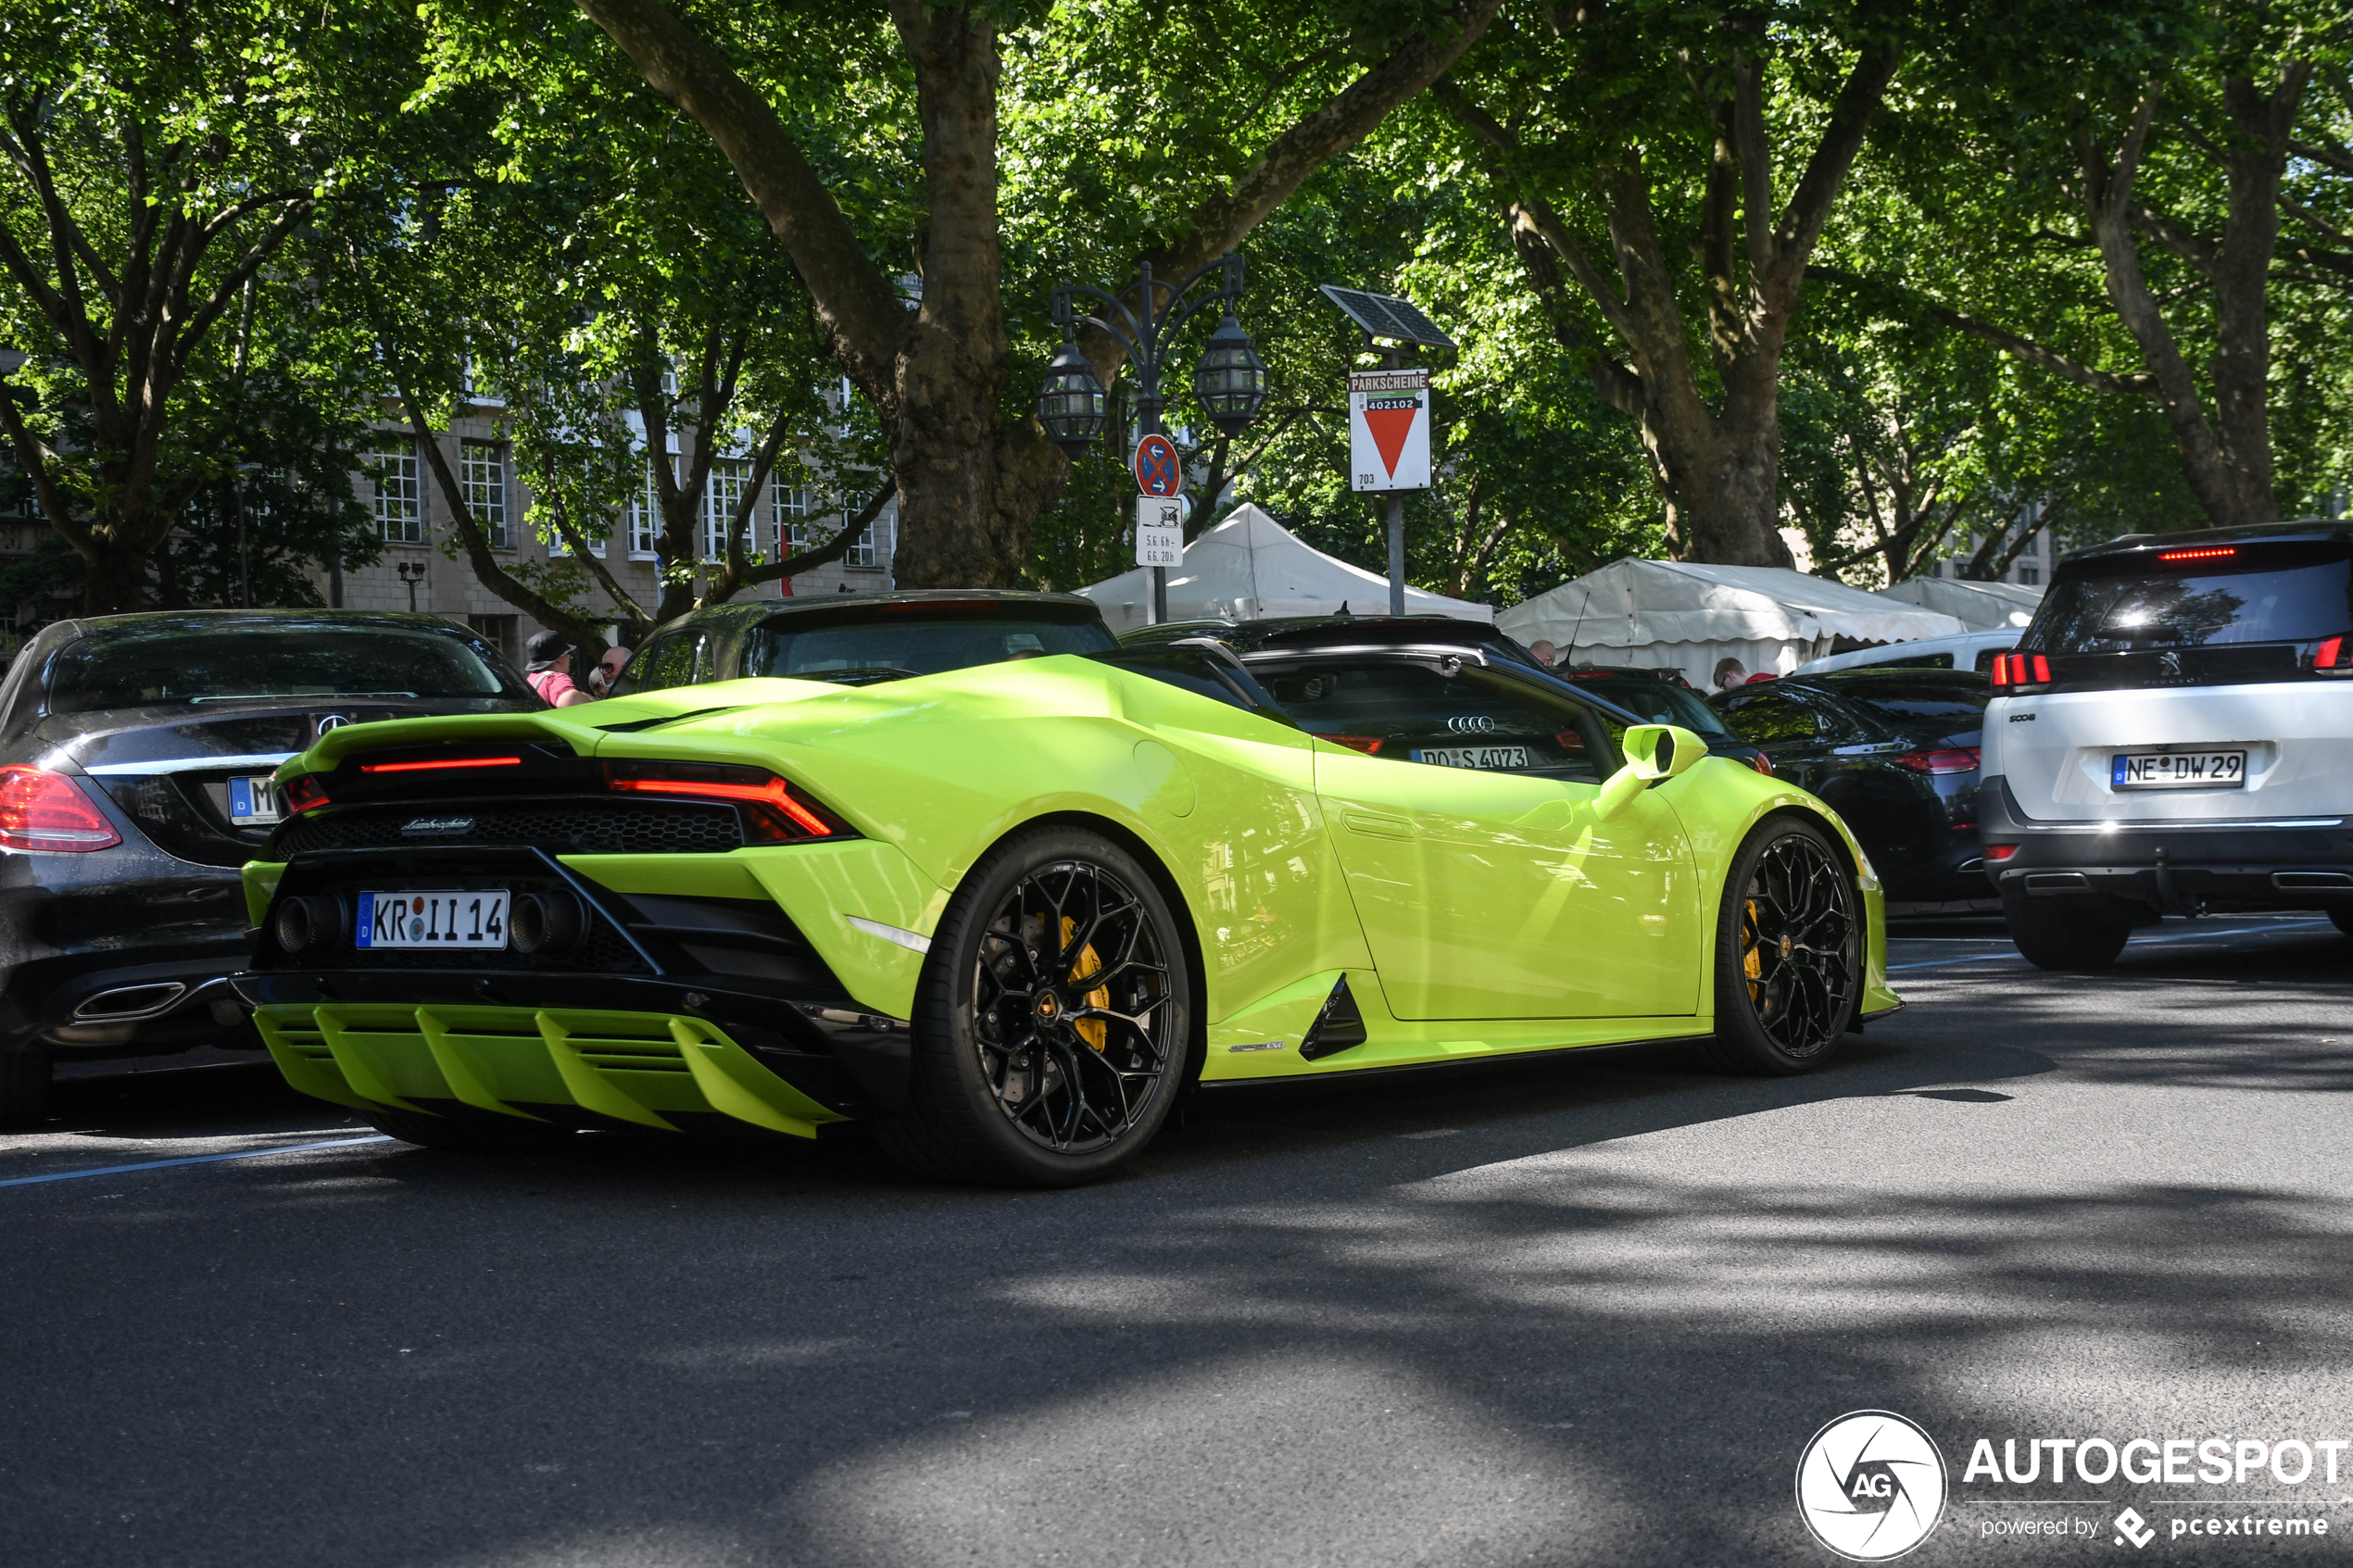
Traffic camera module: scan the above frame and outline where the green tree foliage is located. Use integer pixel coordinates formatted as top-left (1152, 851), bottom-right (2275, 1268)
top-left (0, 0), bottom-right (414, 613)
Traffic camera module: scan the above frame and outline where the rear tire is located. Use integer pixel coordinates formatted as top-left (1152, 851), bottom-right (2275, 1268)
top-left (0, 1050), bottom-right (49, 1128)
top-left (875, 825), bottom-right (1191, 1187)
top-left (360, 1106), bottom-right (566, 1152)
top-left (1709, 817), bottom-right (1859, 1075)
top-left (2331, 907), bottom-right (2353, 940)
top-left (2002, 888), bottom-right (2132, 971)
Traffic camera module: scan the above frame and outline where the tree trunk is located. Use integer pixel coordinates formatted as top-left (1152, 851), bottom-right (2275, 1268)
top-left (888, 1), bottom-right (1008, 587)
top-left (1450, 36), bottom-right (1898, 569)
top-left (81, 527), bottom-right (155, 614)
top-left (573, 0), bottom-right (1499, 587)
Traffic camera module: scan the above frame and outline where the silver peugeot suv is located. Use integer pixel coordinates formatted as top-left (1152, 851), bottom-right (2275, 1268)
top-left (1981, 521), bottom-right (2353, 968)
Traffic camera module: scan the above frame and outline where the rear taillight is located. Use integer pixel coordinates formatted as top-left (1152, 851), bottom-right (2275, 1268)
top-left (1749, 752), bottom-right (1774, 777)
top-left (1994, 653), bottom-right (2051, 691)
top-left (1893, 747), bottom-right (1981, 775)
top-left (0, 766), bottom-right (120, 851)
top-left (284, 774), bottom-right (330, 814)
top-left (2316, 635), bottom-right (2348, 673)
top-left (602, 761), bottom-right (852, 842)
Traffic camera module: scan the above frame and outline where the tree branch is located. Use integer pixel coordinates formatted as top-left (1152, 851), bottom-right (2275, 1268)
top-left (1807, 267), bottom-right (2159, 395)
top-left (736, 477), bottom-right (895, 587)
top-left (1768, 37), bottom-right (1902, 289)
top-left (572, 0), bottom-right (907, 395)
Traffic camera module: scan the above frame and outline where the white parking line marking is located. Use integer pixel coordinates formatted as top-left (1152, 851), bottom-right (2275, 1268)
top-left (1887, 920), bottom-right (2334, 972)
top-left (0, 1135), bottom-right (394, 1189)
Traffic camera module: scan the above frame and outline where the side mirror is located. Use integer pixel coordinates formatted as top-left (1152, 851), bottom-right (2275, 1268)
top-left (1594, 723), bottom-right (1707, 818)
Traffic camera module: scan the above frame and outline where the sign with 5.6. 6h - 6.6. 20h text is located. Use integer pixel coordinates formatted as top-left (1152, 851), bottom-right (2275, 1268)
top-left (1349, 368), bottom-right (1430, 493)
top-left (1135, 497), bottom-right (1183, 569)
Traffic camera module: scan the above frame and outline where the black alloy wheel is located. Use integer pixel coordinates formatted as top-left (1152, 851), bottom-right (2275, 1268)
top-left (877, 827), bottom-right (1190, 1186)
top-left (1710, 817), bottom-right (1860, 1074)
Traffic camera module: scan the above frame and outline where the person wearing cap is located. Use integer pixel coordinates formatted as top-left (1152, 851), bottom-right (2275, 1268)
top-left (523, 630), bottom-right (592, 708)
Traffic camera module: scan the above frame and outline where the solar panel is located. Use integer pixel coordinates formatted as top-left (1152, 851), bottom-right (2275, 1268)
top-left (1318, 285), bottom-right (1457, 349)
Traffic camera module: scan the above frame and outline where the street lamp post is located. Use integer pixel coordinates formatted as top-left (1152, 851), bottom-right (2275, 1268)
top-left (396, 558), bottom-right (426, 613)
top-left (1036, 253), bottom-right (1267, 624)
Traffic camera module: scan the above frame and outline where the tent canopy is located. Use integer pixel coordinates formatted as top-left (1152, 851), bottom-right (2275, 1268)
top-left (1494, 558), bottom-right (1967, 690)
top-left (1078, 504), bottom-right (1493, 634)
top-left (1873, 574), bottom-right (2044, 631)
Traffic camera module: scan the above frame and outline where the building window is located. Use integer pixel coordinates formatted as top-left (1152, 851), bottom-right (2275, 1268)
top-left (774, 483), bottom-right (817, 555)
top-left (459, 440), bottom-right (510, 548)
top-left (466, 613), bottom-right (519, 665)
top-left (626, 459), bottom-right (661, 559)
top-left (704, 459), bottom-right (753, 560)
top-left (2019, 564), bottom-right (2040, 586)
top-left (2022, 531), bottom-right (2041, 557)
top-left (845, 517), bottom-right (880, 569)
top-left (371, 440), bottom-right (426, 544)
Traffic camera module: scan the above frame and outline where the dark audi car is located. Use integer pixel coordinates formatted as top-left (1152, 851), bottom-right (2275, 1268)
top-left (612, 590), bottom-right (1116, 695)
top-left (0, 611), bottom-right (538, 1123)
top-left (1711, 669), bottom-right (1993, 913)
top-left (1549, 667), bottom-right (1773, 774)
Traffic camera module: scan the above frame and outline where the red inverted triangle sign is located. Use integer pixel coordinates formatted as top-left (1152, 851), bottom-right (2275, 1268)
top-left (1363, 405), bottom-right (1417, 478)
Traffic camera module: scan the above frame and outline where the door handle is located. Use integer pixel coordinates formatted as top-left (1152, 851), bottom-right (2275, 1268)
top-left (1340, 809), bottom-right (1414, 840)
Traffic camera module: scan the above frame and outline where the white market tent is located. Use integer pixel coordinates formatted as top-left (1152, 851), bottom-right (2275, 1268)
top-left (1495, 558), bottom-right (1968, 691)
top-left (1873, 574), bottom-right (2045, 631)
top-left (1078, 503), bottom-right (1494, 634)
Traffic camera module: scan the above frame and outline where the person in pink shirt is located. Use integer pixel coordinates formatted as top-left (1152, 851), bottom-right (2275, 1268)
top-left (523, 630), bottom-right (592, 708)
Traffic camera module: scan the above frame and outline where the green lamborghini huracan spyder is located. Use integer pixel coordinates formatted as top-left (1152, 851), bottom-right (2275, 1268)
top-left (235, 617), bottom-right (1899, 1185)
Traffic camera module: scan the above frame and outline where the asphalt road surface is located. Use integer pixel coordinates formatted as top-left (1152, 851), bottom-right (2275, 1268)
top-left (6, 913), bottom-right (2351, 1567)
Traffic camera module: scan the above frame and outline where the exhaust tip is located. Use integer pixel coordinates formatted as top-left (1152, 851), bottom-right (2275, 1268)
top-left (509, 891), bottom-right (583, 956)
top-left (273, 896), bottom-right (340, 955)
top-left (71, 982), bottom-right (187, 1022)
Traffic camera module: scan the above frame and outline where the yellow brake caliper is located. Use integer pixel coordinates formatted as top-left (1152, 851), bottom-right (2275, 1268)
top-left (1061, 915), bottom-right (1112, 1051)
top-left (1742, 898), bottom-right (1764, 1002)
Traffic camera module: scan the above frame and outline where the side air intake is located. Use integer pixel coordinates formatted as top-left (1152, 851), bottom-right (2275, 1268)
top-left (1298, 976), bottom-right (1369, 1061)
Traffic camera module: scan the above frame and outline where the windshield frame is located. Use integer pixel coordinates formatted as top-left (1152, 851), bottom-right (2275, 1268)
top-left (739, 608), bottom-right (1116, 685)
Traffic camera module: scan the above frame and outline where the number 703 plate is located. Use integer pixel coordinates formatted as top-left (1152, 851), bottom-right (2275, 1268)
top-left (356, 890), bottom-right (510, 949)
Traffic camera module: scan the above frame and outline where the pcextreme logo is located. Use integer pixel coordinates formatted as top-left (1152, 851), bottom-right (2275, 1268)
top-left (1796, 1410), bottom-right (1949, 1561)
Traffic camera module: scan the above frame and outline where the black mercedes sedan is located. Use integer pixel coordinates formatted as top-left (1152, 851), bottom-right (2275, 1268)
top-left (0, 611), bottom-right (539, 1123)
top-left (1710, 668), bottom-right (1994, 914)
top-left (612, 590), bottom-right (1116, 694)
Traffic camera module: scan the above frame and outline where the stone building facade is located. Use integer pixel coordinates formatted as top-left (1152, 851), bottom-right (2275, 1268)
top-left (331, 395), bottom-right (898, 665)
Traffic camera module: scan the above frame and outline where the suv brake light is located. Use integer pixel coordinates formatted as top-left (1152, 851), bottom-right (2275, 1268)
top-left (1992, 653), bottom-right (2051, 691)
top-left (0, 766), bottom-right (120, 851)
top-left (2317, 635), bottom-right (2348, 672)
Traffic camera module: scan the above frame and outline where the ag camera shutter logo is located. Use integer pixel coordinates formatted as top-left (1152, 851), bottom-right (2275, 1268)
top-left (1795, 1411), bottom-right (1946, 1561)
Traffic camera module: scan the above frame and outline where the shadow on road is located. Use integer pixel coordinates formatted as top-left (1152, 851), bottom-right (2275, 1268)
top-left (6, 925), bottom-right (2353, 1566)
